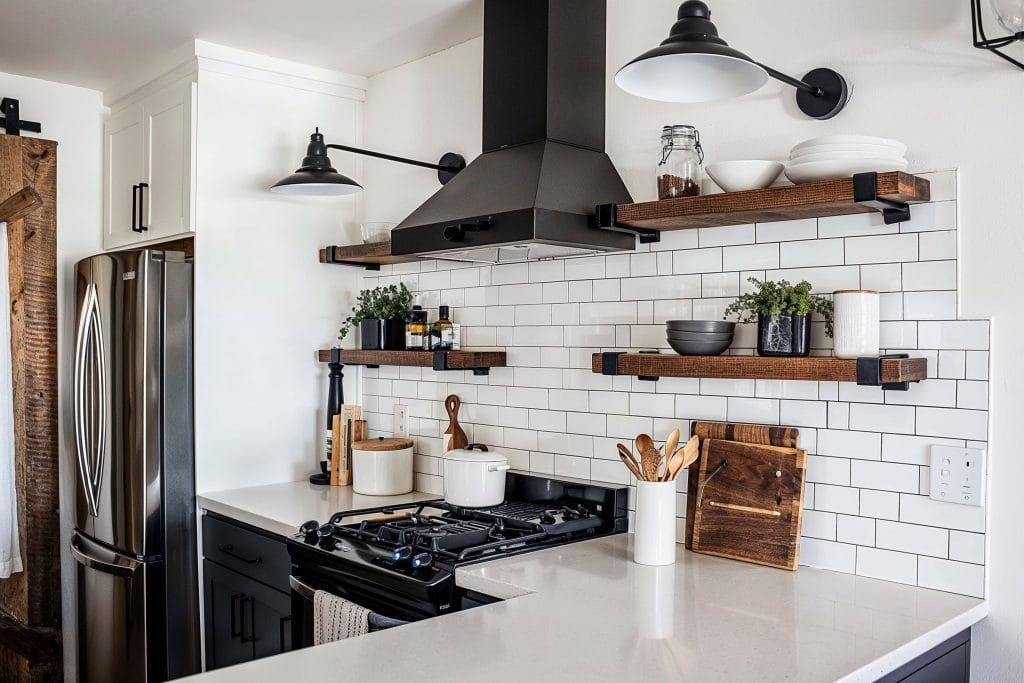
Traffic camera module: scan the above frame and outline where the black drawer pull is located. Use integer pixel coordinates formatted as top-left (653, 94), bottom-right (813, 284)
top-left (137, 182), bottom-right (149, 231)
top-left (240, 596), bottom-right (256, 643)
top-left (218, 544), bottom-right (262, 564)
top-left (131, 184), bottom-right (139, 232)
top-left (229, 593), bottom-right (244, 638)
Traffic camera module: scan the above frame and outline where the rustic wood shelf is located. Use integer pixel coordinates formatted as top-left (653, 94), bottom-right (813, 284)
top-left (319, 348), bottom-right (506, 375)
top-left (604, 172), bottom-right (930, 233)
top-left (593, 352), bottom-right (927, 388)
top-left (319, 242), bottom-right (417, 270)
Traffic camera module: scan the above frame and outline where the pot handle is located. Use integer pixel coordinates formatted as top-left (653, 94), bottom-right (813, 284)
top-left (488, 464), bottom-right (511, 472)
top-left (465, 443), bottom-right (489, 452)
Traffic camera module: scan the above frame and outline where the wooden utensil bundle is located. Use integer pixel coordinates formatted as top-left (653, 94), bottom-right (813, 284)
top-left (617, 428), bottom-right (700, 482)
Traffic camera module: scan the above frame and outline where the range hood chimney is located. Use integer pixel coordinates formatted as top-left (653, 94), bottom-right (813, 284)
top-left (390, 0), bottom-right (635, 263)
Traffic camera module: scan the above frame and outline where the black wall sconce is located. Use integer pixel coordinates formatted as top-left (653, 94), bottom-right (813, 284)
top-left (271, 128), bottom-right (466, 196)
top-left (972, 0), bottom-right (1024, 69)
top-left (615, 1), bottom-right (849, 120)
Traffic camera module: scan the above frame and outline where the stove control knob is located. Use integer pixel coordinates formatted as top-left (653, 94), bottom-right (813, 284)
top-left (316, 523), bottom-right (336, 539)
top-left (391, 546), bottom-right (413, 562)
top-left (540, 511), bottom-right (557, 525)
top-left (299, 520), bottom-right (320, 543)
top-left (411, 552), bottom-right (433, 569)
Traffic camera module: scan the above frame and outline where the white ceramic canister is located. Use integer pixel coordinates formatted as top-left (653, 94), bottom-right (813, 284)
top-left (351, 437), bottom-right (414, 496)
top-left (634, 481), bottom-right (677, 566)
top-left (833, 289), bottom-right (880, 359)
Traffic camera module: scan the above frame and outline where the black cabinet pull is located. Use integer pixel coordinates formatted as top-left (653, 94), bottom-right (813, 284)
top-left (229, 593), bottom-right (244, 639)
top-left (218, 544), bottom-right (262, 564)
top-left (279, 615), bottom-right (291, 652)
top-left (131, 184), bottom-right (139, 232)
top-left (137, 182), bottom-right (149, 231)
top-left (240, 596), bottom-right (256, 643)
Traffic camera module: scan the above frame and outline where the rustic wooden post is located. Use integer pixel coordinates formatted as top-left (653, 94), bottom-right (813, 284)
top-left (0, 135), bottom-right (61, 682)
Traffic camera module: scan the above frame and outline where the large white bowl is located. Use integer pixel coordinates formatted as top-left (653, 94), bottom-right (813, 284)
top-left (784, 157), bottom-right (909, 184)
top-left (705, 160), bottom-right (784, 193)
top-left (791, 135), bottom-right (907, 157)
top-left (791, 146), bottom-right (908, 161)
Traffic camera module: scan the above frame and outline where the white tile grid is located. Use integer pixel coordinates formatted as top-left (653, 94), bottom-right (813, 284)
top-left (353, 174), bottom-right (988, 597)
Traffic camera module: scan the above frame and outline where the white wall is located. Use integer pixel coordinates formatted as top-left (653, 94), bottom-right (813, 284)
top-left (0, 69), bottom-right (105, 683)
top-left (361, 1), bottom-right (1024, 678)
top-left (193, 62), bottom-right (364, 493)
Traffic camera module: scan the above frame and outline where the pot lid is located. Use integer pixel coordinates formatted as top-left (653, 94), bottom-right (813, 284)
top-left (352, 437), bottom-right (414, 452)
top-left (444, 445), bottom-right (507, 463)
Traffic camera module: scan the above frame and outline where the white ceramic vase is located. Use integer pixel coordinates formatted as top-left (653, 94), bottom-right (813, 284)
top-left (833, 289), bottom-right (880, 358)
top-left (634, 481), bottom-right (676, 566)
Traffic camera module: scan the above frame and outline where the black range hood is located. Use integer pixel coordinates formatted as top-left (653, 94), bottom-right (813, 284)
top-left (390, 0), bottom-right (635, 263)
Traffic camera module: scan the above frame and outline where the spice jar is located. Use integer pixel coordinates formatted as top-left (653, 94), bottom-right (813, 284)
top-left (656, 125), bottom-right (703, 200)
top-left (405, 306), bottom-right (429, 351)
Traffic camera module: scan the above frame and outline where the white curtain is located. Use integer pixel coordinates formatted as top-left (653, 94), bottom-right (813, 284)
top-left (0, 223), bottom-right (21, 578)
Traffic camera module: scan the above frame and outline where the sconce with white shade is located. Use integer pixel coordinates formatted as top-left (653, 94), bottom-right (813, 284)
top-left (972, 0), bottom-right (1024, 69)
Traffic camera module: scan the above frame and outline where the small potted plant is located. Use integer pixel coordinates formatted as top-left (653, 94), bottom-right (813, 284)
top-left (340, 283), bottom-right (413, 350)
top-left (724, 278), bottom-right (834, 356)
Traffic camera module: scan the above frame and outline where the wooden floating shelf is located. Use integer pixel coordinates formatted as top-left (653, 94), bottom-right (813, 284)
top-left (608, 172), bottom-right (930, 232)
top-left (593, 352), bottom-right (927, 387)
top-left (319, 241), bottom-right (417, 270)
top-left (318, 348), bottom-right (506, 375)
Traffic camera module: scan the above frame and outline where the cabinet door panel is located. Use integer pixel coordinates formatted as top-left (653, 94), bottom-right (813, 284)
top-left (103, 104), bottom-right (144, 249)
top-left (202, 561), bottom-right (254, 669)
top-left (143, 80), bottom-right (195, 239)
top-left (250, 580), bottom-right (292, 660)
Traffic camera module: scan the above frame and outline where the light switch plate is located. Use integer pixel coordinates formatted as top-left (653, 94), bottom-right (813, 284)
top-left (930, 445), bottom-right (986, 506)
top-left (393, 404), bottom-right (408, 438)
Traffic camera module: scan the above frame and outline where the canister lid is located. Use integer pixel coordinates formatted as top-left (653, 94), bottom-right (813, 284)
top-left (351, 437), bottom-right (414, 452)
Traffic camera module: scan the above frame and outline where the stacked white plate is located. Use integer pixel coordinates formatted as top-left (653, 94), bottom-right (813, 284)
top-left (785, 135), bottom-right (908, 184)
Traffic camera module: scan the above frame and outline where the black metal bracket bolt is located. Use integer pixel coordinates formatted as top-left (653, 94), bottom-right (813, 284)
top-left (853, 172), bottom-right (912, 225)
top-left (856, 353), bottom-right (913, 391)
top-left (433, 349), bottom-right (489, 375)
top-left (0, 98), bottom-right (41, 136)
top-left (323, 245), bottom-right (382, 271)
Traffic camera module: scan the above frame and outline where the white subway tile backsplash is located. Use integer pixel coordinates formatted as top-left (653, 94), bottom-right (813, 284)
top-left (902, 261), bottom-right (956, 291)
top-left (698, 223), bottom-right (755, 247)
top-left (851, 460), bottom-right (920, 493)
top-left (918, 231), bottom-right (956, 261)
top-left (965, 351), bottom-right (988, 380)
top-left (780, 239), bottom-right (845, 268)
top-left (837, 515), bottom-right (875, 546)
top-left (769, 265), bottom-right (859, 294)
top-left (605, 254), bottom-right (631, 278)
top-left (564, 256), bottom-right (605, 281)
top-left (806, 455), bottom-right (851, 486)
top-left (673, 247), bottom-right (722, 274)
top-left (592, 279), bottom-right (621, 302)
top-left (621, 275), bottom-right (701, 301)
top-left (860, 263), bottom-right (902, 292)
top-left (803, 510), bottom-right (837, 540)
top-left (899, 494), bottom-right (985, 532)
top-left (817, 429), bottom-right (882, 460)
top-left (800, 538), bottom-right (857, 573)
top-left (491, 262), bottom-right (529, 285)
top-left (903, 291), bottom-right (957, 320)
top-left (722, 243), bottom-right (779, 271)
top-left (883, 378), bottom-right (956, 408)
top-left (916, 407), bottom-right (987, 440)
top-left (844, 234), bottom-right (918, 265)
top-left (860, 489), bottom-right (900, 521)
top-left (756, 218), bottom-right (817, 243)
top-left (848, 403), bottom-right (915, 434)
top-left (876, 520), bottom-right (948, 558)
top-left (727, 397), bottom-right (780, 424)
top-left (881, 434), bottom-right (964, 466)
top-left (918, 320), bottom-right (989, 350)
top-left (918, 557), bottom-right (984, 597)
top-left (675, 394), bottom-right (728, 421)
top-left (780, 399), bottom-right (827, 428)
top-left (949, 531), bottom-right (985, 564)
top-left (938, 350), bottom-right (966, 379)
top-left (818, 211), bottom-right (892, 238)
top-left (815, 484), bottom-right (860, 515)
top-left (899, 201), bottom-right (957, 233)
top-left (957, 381), bottom-right (988, 410)
top-left (701, 272), bottom-right (739, 297)
top-left (857, 547), bottom-right (917, 585)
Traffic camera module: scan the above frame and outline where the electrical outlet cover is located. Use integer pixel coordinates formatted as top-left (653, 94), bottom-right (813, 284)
top-left (393, 404), bottom-right (409, 438)
top-left (930, 445), bottom-right (986, 507)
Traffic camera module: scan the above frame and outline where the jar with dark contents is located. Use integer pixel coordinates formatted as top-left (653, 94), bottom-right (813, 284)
top-left (657, 125), bottom-right (703, 200)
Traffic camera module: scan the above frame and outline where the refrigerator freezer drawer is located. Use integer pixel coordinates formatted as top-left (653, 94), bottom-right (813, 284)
top-left (72, 532), bottom-right (165, 682)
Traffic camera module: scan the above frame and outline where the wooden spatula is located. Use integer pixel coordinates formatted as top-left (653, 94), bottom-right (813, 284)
top-left (636, 434), bottom-right (661, 481)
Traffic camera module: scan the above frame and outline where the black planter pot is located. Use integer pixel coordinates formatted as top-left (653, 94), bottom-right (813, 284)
top-left (757, 313), bottom-right (812, 357)
top-left (359, 318), bottom-right (406, 350)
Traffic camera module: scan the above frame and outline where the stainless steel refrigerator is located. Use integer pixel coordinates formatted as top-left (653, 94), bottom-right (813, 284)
top-left (70, 249), bottom-right (199, 682)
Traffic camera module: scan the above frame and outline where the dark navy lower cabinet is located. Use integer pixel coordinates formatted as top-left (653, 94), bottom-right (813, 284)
top-left (877, 629), bottom-right (971, 683)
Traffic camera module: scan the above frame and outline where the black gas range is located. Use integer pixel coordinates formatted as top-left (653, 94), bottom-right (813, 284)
top-left (287, 473), bottom-right (627, 646)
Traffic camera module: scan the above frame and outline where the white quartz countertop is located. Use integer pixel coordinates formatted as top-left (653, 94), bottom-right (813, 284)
top-left (184, 512), bottom-right (988, 683)
top-left (198, 481), bottom-right (439, 537)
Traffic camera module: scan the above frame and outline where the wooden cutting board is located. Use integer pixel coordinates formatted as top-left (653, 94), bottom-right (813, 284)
top-left (685, 421), bottom-right (800, 548)
top-left (331, 405), bottom-right (364, 486)
top-left (690, 438), bottom-right (807, 570)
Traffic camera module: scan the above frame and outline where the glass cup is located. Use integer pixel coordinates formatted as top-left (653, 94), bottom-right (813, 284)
top-left (361, 222), bottom-right (395, 244)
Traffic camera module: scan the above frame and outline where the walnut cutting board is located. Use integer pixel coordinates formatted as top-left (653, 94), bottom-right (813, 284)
top-left (690, 439), bottom-right (807, 571)
top-left (685, 421), bottom-right (800, 549)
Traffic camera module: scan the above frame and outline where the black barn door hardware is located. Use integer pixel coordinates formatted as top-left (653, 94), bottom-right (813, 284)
top-left (1, 98), bottom-right (41, 136)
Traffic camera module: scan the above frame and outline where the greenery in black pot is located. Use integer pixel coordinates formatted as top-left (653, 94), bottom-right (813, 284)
top-left (724, 278), bottom-right (834, 356)
top-left (339, 283), bottom-right (414, 342)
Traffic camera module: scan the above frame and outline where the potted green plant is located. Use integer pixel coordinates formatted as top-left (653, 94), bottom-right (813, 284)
top-left (724, 278), bottom-right (834, 356)
top-left (339, 283), bottom-right (413, 350)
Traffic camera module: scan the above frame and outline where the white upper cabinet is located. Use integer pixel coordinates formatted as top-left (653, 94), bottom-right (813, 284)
top-left (103, 77), bottom-right (197, 249)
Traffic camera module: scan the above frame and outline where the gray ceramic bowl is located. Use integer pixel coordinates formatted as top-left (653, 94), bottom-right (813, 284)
top-left (667, 330), bottom-right (735, 342)
top-left (665, 320), bottom-right (736, 333)
top-left (667, 338), bottom-right (733, 356)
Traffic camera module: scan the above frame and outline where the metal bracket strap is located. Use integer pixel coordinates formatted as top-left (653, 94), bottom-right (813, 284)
top-left (0, 98), bottom-right (41, 136)
top-left (601, 351), bottom-right (659, 381)
top-left (323, 246), bottom-right (381, 271)
top-left (594, 204), bottom-right (661, 244)
top-left (433, 349), bottom-right (489, 375)
top-left (852, 172), bottom-right (911, 225)
top-left (856, 353), bottom-right (911, 391)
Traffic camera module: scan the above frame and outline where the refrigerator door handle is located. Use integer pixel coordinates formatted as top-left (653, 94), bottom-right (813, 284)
top-left (73, 283), bottom-right (107, 518)
top-left (70, 535), bottom-right (139, 578)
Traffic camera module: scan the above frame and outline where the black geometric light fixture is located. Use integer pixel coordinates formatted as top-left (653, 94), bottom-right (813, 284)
top-left (972, 0), bottom-right (1024, 70)
top-left (615, 1), bottom-right (850, 120)
top-left (271, 128), bottom-right (466, 196)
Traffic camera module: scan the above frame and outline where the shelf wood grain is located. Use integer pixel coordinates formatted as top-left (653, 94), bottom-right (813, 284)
top-left (613, 172), bottom-right (930, 231)
top-left (319, 241), bottom-right (418, 267)
top-left (592, 353), bottom-right (927, 384)
top-left (318, 349), bottom-right (506, 371)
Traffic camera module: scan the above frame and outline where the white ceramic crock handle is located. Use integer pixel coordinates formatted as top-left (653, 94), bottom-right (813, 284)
top-left (488, 464), bottom-right (511, 472)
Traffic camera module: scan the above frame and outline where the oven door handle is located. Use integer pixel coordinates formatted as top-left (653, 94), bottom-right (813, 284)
top-left (289, 575), bottom-right (317, 601)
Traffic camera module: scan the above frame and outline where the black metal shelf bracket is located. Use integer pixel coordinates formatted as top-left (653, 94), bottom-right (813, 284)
top-left (856, 353), bottom-right (913, 391)
top-left (595, 204), bottom-right (661, 244)
top-left (323, 245), bottom-right (381, 271)
top-left (0, 98), bottom-right (41, 136)
top-left (433, 349), bottom-right (490, 375)
top-left (601, 350), bottom-right (659, 381)
top-left (853, 172), bottom-right (912, 225)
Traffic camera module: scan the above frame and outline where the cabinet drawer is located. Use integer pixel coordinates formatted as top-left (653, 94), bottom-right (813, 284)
top-left (203, 514), bottom-right (290, 592)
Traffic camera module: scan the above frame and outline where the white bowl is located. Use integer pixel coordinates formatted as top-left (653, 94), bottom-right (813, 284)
top-left (791, 135), bottom-right (907, 157)
top-left (791, 147), bottom-right (909, 162)
top-left (784, 157), bottom-right (909, 184)
top-left (705, 160), bottom-right (785, 193)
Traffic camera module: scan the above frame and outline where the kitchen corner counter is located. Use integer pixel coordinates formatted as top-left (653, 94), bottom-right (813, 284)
top-left (183, 534), bottom-right (987, 683)
top-left (198, 481), bottom-right (439, 537)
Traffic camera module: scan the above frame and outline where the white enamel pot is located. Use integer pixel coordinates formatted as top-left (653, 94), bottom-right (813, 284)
top-left (443, 444), bottom-right (510, 508)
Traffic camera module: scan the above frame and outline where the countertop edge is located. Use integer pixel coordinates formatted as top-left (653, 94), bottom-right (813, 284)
top-left (197, 495), bottom-right (294, 538)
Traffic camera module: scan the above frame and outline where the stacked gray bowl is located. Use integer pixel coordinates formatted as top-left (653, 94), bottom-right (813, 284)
top-left (666, 320), bottom-right (736, 356)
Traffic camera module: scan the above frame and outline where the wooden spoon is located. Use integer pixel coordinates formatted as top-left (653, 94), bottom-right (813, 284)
top-left (617, 443), bottom-right (645, 480)
top-left (619, 453), bottom-right (644, 481)
top-left (636, 434), bottom-right (661, 481)
top-left (660, 429), bottom-right (681, 481)
top-left (666, 436), bottom-right (701, 481)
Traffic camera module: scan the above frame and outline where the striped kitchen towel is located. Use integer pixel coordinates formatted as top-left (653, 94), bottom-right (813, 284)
top-left (313, 590), bottom-right (370, 644)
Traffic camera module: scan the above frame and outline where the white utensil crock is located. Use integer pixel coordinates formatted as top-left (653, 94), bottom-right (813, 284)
top-left (352, 438), bottom-right (414, 496)
top-left (833, 289), bottom-right (880, 358)
top-left (634, 481), bottom-right (676, 565)
top-left (443, 444), bottom-right (510, 507)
